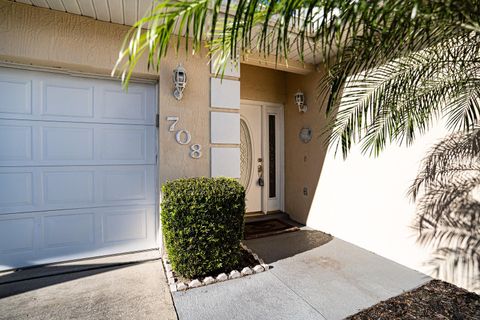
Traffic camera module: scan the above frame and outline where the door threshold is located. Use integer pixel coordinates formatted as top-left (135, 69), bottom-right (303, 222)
top-left (245, 211), bottom-right (289, 223)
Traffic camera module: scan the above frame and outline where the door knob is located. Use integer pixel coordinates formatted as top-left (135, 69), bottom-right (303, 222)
top-left (258, 177), bottom-right (264, 187)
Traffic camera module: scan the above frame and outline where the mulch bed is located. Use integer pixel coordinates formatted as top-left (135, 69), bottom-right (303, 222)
top-left (346, 280), bottom-right (480, 320)
top-left (244, 218), bottom-right (299, 240)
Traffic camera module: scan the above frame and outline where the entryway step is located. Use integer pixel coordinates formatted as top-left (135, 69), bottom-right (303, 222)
top-left (245, 211), bottom-right (290, 223)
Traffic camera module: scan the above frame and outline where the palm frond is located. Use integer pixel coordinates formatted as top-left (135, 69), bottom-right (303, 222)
top-left (322, 32), bottom-right (480, 157)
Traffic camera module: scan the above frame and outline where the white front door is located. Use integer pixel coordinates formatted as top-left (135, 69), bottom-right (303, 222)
top-left (240, 102), bottom-right (284, 214)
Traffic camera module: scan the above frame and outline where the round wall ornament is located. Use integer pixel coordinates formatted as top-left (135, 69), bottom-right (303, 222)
top-left (299, 127), bottom-right (312, 143)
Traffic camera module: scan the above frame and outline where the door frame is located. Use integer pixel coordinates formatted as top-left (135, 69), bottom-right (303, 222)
top-left (240, 99), bottom-right (285, 213)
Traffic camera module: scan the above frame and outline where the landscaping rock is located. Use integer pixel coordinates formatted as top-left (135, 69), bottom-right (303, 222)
top-left (216, 273), bottom-right (228, 282)
top-left (164, 263), bottom-right (172, 272)
top-left (188, 279), bottom-right (202, 288)
top-left (229, 270), bottom-right (241, 279)
top-left (167, 276), bottom-right (175, 285)
top-left (169, 284), bottom-right (177, 292)
top-left (253, 265), bottom-right (265, 273)
top-left (166, 271), bottom-right (174, 279)
top-left (203, 276), bottom-right (215, 285)
top-left (261, 263), bottom-right (270, 270)
top-left (176, 282), bottom-right (188, 291)
top-left (241, 267), bottom-right (253, 276)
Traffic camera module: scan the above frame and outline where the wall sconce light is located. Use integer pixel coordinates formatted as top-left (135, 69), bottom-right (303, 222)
top-left (294, 90), bottom-right (307, 113)
top-left (173, 64), bottom-right (187, 100)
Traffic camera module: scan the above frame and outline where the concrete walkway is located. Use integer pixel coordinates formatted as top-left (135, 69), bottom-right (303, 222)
top-left (173, 228), bottom-right (430, 320)
top-left (0, 251), bottom-right (177, 320)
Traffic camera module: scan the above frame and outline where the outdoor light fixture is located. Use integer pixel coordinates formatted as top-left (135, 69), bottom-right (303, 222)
top-left (173, 64), bottom-right (187, 100)
top-left (294, 90), bottom-right (307, 113)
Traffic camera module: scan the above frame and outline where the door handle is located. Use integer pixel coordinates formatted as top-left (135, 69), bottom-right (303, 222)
top-left (257, 161), bottom-right (264, 186)
top-left (258, 177), bottom-right (264, 187)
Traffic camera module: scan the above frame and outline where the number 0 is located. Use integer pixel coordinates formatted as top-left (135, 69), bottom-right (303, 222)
top-left (175, 130), bottom-right (191, 145)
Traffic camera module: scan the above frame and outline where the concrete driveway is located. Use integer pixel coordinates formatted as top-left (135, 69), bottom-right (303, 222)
top-left (173, 228), bottom-right (430, 320)
top-left (0, 251), bottom-right (177, 320)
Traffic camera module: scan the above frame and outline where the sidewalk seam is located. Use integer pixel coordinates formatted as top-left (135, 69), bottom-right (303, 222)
top-left (269, 270), bottom-right (329, 320)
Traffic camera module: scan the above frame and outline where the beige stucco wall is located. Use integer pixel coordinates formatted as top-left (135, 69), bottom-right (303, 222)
top-left (240, 64), bottom-right (287, 104)
top-left (0, 0), bottom-right (211, 186)
top-left (284, 69), bottom-right (329, 223)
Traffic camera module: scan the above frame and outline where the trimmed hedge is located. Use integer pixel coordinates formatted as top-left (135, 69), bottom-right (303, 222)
top-left (161, 177), bottom-right (245, 278)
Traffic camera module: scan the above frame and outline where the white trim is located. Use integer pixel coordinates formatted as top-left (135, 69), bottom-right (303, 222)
top-left (263, 105), bottom-right (285, 212)
top-left (154, 82), bottom-right (161, 252)
top-left (0, 61), bottom-right (158, 85)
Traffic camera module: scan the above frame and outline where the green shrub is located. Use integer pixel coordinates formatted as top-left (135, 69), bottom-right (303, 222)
top-left (161, 177), bottom-right (245, 278)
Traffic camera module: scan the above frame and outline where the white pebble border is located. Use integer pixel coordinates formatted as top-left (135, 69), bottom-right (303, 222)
top-left (163, 242), bottom-right (269, 292)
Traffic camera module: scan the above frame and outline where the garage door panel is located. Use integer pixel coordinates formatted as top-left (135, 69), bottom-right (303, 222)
top-left (0, 76), bottom-right (32, 115)
top-left (103, 168), bottom-right (148, 201)
top-left (0, 217), bottom-right (35, 254)
top-left (103, 209), bottom-right (148, 243)
top-left (0, 124), bottom-right (33, 161)
top-left (44, 213), bottom-right (95, 248)
top-left (42, 82), bottom-right (94, 118)
top-left (0, 120), bottom-right (156, 166)
top-left (43, 126), bottom-right (94, 161)
top-left (100, 127), bottom-right (147, 161)
top-left (0, 165), bottom-right (156, 214)
top-left (44, 170), bottom-right (95, 205)
top-left (102, 86), bottom-right (148, 121)
top-left (0, 206), bottom-right (156, 269)
top-left (0, 172), bottom-right (34, 208)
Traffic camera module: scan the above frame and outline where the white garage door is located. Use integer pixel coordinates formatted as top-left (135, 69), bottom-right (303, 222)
top-left (0, 67), bottom-right (158, 270)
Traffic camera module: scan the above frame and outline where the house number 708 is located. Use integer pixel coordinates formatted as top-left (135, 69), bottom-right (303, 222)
top-left (166, 116), bottom-right (202, 159)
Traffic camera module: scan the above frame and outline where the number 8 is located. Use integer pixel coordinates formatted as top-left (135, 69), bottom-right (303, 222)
top-left (190, 144), bottom-right (202, 159)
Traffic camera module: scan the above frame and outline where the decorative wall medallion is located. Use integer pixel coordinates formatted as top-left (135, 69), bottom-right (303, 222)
top-left (299, 127), bottom-right (312, 144)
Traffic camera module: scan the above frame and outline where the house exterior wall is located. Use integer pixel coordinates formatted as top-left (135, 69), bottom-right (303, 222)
top-left (0, 0), bottom-right (211, 187)
top-left (240, 64), bottom-right (287, 104)
top-left (284, 70), bottom-right (329, 224)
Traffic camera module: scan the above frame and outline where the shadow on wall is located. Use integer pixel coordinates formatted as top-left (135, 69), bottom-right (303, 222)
top-left (244, 229), bottom-right (333, 264)
top-left (410, 130), bottom-right (480, 293)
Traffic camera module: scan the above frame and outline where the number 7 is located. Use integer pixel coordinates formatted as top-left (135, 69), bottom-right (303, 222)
top-left (166, 116), bottom-right (179, 132)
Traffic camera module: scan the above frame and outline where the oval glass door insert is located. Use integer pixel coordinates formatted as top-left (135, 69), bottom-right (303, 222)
top-left (240, 119), bottom-right (253, 189)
